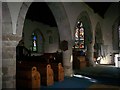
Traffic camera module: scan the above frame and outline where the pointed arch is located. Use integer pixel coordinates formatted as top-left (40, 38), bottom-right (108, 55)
top-left (17, 2), bottom-right (72, 43)
top-left (94, 22), bottom-right (103, 59)
top-left (112, 16), bottom-right (120, 50)
top-left (31, 28), bottom-right (45, 53)
top-left (2, 2), bottom-right (13, 34)
top-left (74, 11), bottom-right (93, 49)
top-left (16, 2), bottom-right (72, 78)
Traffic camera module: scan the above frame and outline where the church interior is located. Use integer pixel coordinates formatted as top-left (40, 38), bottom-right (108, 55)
top-left (1, 1), bottom-right (120, 89)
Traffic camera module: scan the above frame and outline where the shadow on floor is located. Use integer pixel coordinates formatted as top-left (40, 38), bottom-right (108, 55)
top-left (74, 65), bottom-right (120, 86)
top-left (40, 65), bottom-right (120, 89)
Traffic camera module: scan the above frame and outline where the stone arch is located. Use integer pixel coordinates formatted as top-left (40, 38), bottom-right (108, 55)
top-left (74, 11), bottom-right (95, 66)
top-left (112, 16), bottom-right (120, 50)
top-left (94, 22), bottom-right (103, 63)
top-left (16, 2), bottom-right (72, 77)
top-left (2, 2), bottom-right (13, 35)
top-left (75, 11), bottom-right (93, 46)
top-left (16, 2), bottom-right (31, 39)
top-left (17, 2), bottom-right (72, 43)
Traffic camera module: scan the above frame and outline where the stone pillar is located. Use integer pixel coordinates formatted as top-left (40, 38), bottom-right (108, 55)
top-left (2, 34), bottom-right (20, 88)
top-left (0, 1), bottom-right (2, 90)
top-left (62, 40), bottom-right (73, 77)
top-left (86, 43), bottom-right (96, 67)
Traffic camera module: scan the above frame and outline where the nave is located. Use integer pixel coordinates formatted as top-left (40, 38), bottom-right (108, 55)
top-left (16, 46), bottom-right (120, 89)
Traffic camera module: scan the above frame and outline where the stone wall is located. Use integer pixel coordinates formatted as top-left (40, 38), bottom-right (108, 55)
top-left (2, 34), bottom-right (21, 88)
top-left (2, 2), bottom-right (118, 89)
top-left (2, 2), bottom-right (21, 88)
top-left (0, 1), bottom-right (2, 90)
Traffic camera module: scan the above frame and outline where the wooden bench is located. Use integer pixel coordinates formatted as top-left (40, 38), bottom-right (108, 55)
top-left (32, 66), bottom-right (40, 89)
top-left (17, 60), bottom-right (54, 86)
top-left (51, 63), bottom-right (64, 81)
top-left (78, 56), bottom-right (87, 69)
top-left (16, 64), bottom-right (40, 89)
top-left (37, 63), bottom-right (54, 86)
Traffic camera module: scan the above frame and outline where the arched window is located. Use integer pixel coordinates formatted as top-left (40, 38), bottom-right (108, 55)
top-left (32, 32), bottom-right (37, 52)
top-left (75, 21), bottom-right (85, 49)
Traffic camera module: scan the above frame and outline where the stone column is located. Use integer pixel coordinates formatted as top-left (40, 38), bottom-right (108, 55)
top-left (2, 34), bottom-right (20, 88)
top-left (86, 43), bottom-right (96, 67)
top-left (62, 40), bottom-right (73, 77)
top-left (63, 49), bottom-right (73, 77)
top-left (0, 1), bottom-right (2, 90)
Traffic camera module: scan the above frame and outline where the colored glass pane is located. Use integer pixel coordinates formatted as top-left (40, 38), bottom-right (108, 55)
top-left (75, 21), bottom-right (85, 49)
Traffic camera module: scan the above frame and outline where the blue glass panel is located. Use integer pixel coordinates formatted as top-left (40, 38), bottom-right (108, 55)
top-left (33, 36), bottom-right (37, 40)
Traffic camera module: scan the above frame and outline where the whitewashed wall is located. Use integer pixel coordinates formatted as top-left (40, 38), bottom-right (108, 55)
top-left (23, 19), bottom-right (59, 53)
top-left (102, 3), bottom-right (120, 64)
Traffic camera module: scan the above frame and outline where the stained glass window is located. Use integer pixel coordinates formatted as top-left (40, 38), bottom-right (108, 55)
top-left (75, 21), bottom-right (85, 49)
top-left (32, 33), bottom-right (37, 52)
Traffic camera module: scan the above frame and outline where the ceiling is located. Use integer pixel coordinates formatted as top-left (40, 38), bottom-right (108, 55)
top-left (26, 2), bottom-right (57, 27)
top-left (85, 2), bottom-right (112, 18)
top-left (26, 2), bottom-right (112, 27)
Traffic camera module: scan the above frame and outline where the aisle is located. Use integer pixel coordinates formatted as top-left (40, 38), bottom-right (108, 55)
top-left (40, 65), bottom-right (120, 89)
top-left (41, 76), bottom-right (93, 89)
top-left (74, 65), bottom-right (120, 79)
top-left (41, 76), bottom-right (120, 89)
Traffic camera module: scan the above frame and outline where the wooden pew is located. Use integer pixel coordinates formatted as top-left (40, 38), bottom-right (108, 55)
top-left (37, 63), bottom-right (54, 86)
top-left (43, 52), bottom-right (63, 64)
top-left (41, 53), bottom-right (64, 82)
top-left (58, 63), bottom-right (64, 81)
top-left (17, 60), bottom-right (54, 86)
top-left (16, 64), bottom-right (40, 89)
top-left (32, 66), bottom-right (40, 89)
top-left (78, 56), bottom-right (87, 69)
top-left (51, 63), bottom-right (64, 82)
top-left (16, 52), bottom-right (63, 87)
top-left (73, 51), bottom-right (88, 70)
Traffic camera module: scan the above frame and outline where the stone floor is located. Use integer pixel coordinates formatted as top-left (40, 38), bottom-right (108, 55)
top-left (74, 64), bottom-right (120, 87)
top-left (88, 84), bottom-right (120, 90)
top-left (74, 65), bottom-right (120, 79)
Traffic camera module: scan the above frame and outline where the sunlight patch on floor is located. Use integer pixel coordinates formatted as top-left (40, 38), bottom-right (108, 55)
top-left (73, 74), bottom-right (97, 83)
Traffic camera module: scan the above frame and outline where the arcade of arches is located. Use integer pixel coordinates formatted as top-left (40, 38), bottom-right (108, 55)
top-left (1, 2), bottom-right (120, 88)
